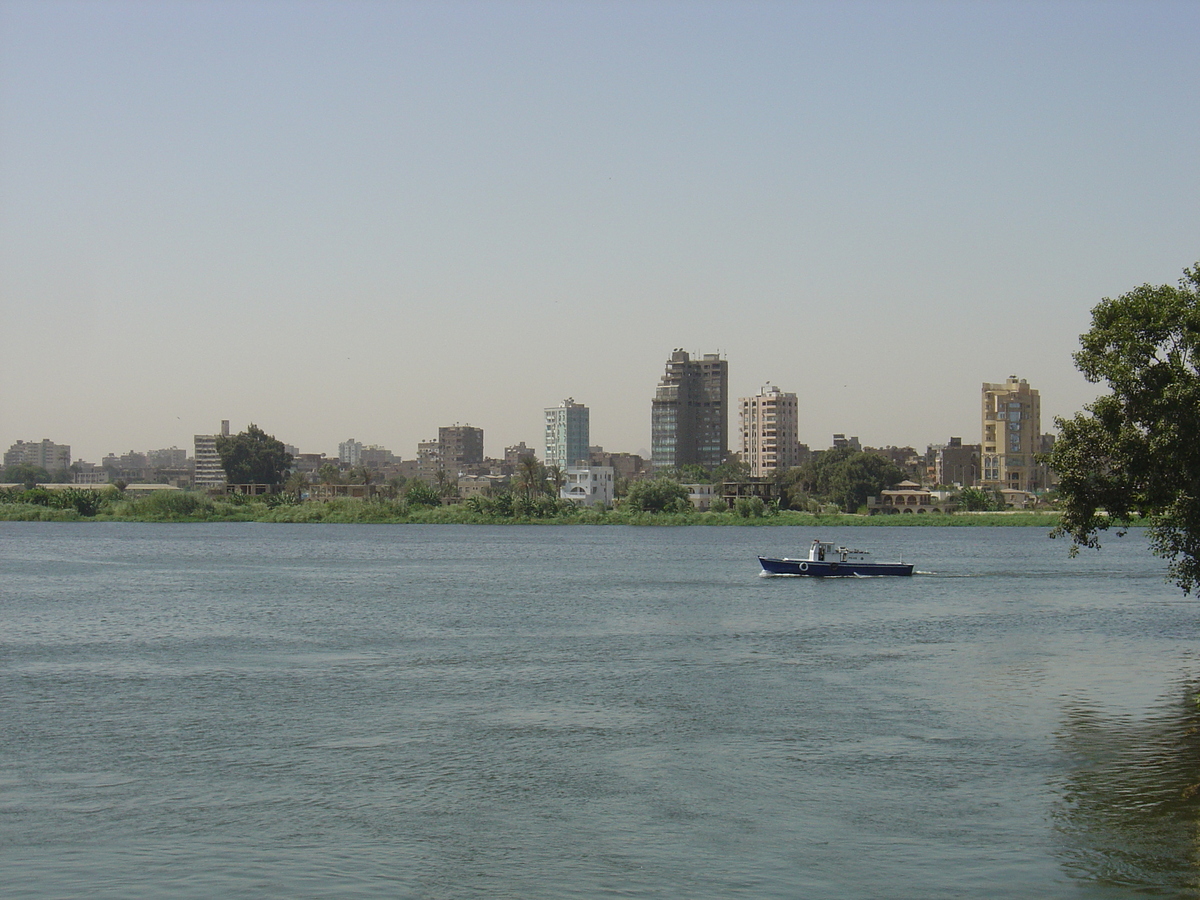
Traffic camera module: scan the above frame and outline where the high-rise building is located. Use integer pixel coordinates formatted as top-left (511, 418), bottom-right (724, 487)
top-left (338, 438), bottom-right (363, 467)
top-left (981, 377), bottom-right (1042, 491)
top-left (194, 420), bottom-right (229, 489)
top-left (4, 438), bottom-right (71, 471)
top-left (651, 349), bottom-right (728, 471)
top-left (739, 384), bottom-right (799, 478)
top-left (544, 398), bottom-right (590, 471)
top-left (438, 425), bottom-right (484, 472)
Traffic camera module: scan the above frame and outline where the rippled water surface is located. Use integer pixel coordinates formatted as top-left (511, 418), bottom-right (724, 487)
top-left (2, 522), bottom-right (1198, 898)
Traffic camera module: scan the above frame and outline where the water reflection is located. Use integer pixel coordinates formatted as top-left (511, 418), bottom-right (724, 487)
top-left (1053, 685), bottom-right (1200, 894)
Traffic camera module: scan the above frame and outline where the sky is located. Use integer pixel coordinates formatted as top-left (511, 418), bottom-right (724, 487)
top-left (2, 0), bottom-right (1198, 463)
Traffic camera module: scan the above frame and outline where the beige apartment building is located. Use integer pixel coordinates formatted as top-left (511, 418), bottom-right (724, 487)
top-left (739, 384), bottom-right (800, 478)
top-left (980, 377), bottom-right (1042, 492)
top-left (4, 438), bottom-right (71, 471)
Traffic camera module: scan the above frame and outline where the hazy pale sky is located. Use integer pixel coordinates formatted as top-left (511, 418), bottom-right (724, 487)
top-left (2, 0), bottom-right (1198, 463)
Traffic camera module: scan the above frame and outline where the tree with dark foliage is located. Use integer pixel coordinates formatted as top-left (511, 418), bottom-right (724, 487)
top-left (1050, 261), bottom-right (1200, 593)
top-left (215, 424), bottom-right (293, 486)
top-left (785, 447), bottom-right (906, 513)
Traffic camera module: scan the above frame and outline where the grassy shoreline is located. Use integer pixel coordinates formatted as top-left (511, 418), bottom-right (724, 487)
top-left (0, 494), bottom-right (1065, 527)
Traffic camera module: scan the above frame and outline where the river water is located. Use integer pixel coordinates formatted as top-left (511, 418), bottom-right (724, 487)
top-left (2, 522), bottom-right (1197, 898)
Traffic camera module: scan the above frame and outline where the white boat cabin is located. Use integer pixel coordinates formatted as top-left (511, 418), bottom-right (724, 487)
top-left (807, 540), bottom-right (869, 562)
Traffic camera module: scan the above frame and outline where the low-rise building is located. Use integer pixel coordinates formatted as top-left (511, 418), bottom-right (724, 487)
top-left (339, 439), bottom-right (398, 473)
top-left (292, 453), bottom-right (329, 479)
top-left (560, 465), bottom-right (614, 507)
top-left (360, 445), bottom-right (397, 470)
top-left (681, 483), bottom-right (719, 511)
top-left (720, 480), bottom-right (782, 507)
top-left (588, 449), bottom-right (648, 482)
top-left (867, 445), bottom-right (925, 483)
top-left (306, 483), bottom-right (378, 500)
top-left (72, 461), bottom-right (109, 484)
top-left (147, 447), bottom-right (188, 469)
top-left (102, 451), bottom-right (152, 482)
top-left (505, 443), bottom-right (537, 469)
top-left (867, 481), bottom-right (954, 515)
top-left (933, 437), bottom-right (980, 488)
top-left (393, 459), bottom-right (423, 482)
top-left (458, 473), bottom-right (510, 499)
top-left (999, 489), bottom-right (1038, 509)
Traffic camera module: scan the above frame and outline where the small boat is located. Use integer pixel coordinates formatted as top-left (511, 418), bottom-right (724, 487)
top-left (758, 539), bottom-right (914, 577)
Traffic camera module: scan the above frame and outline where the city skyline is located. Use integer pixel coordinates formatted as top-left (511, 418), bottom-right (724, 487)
top-left (3, 2), bottom-right (1198, 462)
top-left (8, 364), bottom-right (1040, 474)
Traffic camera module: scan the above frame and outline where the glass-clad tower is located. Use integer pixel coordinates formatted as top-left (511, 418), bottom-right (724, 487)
top-left (651, 350), bottom-right (728, 472)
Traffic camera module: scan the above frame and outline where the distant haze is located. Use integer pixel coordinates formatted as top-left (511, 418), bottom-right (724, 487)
top-left (3, 1), bottom-right (1198, 462)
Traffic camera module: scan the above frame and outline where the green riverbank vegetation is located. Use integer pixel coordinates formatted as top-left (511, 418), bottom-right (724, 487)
top-left (0, 422), bottom-right (1065, 526)
top-left (0, 485), bottom-right (1063, 526)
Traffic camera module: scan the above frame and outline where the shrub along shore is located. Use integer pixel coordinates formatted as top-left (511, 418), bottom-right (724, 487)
top-left (0, 487), bottom-right (1065, 526)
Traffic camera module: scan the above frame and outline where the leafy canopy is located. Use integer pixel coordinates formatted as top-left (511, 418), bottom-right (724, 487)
top-left (956, 486), bottom-right (1003, 512)
top-left (2, 463), bottom-right (53, 489)
top-left (1049, 261), bottom-right (1200, 592)
top-left (405, 481), bottom-right (441, 508)
top-left (215, 424), bottom-right (293, 486)
top-left (786, 447), bottom-right (906, 512)
top-left (623, 477), bottom-right (691, 512)
top-left (672, 460), bottom-right (752, 485)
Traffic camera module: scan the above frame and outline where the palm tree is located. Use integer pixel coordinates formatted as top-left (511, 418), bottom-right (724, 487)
top-left (515, 456), bottom-right (546, 502)
top-left (546, 464), bottom-right (566, 500)
top-left (434, 468), bottom-right (458, 498)
top-left (285, 470), bottom-right (310, 495)
top-left (348, 466), bottom-right (375, 486)
top-left (382, 475), bottom-right (406, 500)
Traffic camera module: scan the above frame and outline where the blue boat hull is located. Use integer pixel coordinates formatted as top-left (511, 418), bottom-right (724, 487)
top-left (758, 556), bottom-right (914, 577)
